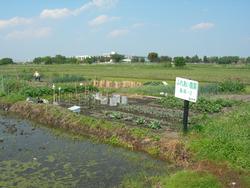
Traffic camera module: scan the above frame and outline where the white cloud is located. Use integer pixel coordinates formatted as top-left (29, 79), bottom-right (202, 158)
top-left (40, 8), bottom-right (72, 19)
top-left (40, 0), bottom-right (119, 19)
top-left (6, 27), bottom-right (52, 40)
top-left (191, 22), bottom-right (215, 30)
top-left (108, 29), bottom-right (129, 38)
top-left (131, 22), bottom-right (145, 28)
top-left (89, 14), bottom-right (119, 26)
top-left (92, 0), bottom-right (118, 8)
top-left (0, 17), bottom-right (32, 29)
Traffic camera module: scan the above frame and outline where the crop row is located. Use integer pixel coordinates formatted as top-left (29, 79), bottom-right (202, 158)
top-left (157, 96), bottom-right (236, 113)
top-left (118, 104), bottom-right (182, 119)
top-left (103, 110), bottom-right (175, 130)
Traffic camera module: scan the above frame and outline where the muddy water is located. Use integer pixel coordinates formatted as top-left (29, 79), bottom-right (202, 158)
top-left (0, 112), bottom-right (176, 188)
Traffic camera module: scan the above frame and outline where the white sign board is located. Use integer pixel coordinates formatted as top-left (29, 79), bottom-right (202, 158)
top-left (175, 77), bottom-right (199, 102)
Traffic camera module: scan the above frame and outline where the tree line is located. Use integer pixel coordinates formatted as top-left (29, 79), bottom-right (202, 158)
top-left (1, 53), bottom-right (250, 65)
top-left (32, 54), bottom-right (126, 64)
top-left (147, 52), bottom-right (250, 64)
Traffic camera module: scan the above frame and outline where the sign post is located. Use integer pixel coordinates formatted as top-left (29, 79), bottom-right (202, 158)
top-left (175, 77), bottom-right (199, 133)
top-left (183, 100), bottom-right (189, 132)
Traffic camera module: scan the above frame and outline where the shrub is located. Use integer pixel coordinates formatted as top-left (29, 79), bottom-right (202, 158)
top-left (158, 96), bottom-right (235, 113)
top-left (163, 62), bottom-right (172, 68)
top-left (192, 98), bottom-right (222, 113)
top-left (2, 79), bottom-right (28, 93)
top-left (19, 85), bottom-right (98, 97)
top-left (218, 79), bottom-right (245, 92)
top-left (52, 74), bottom-right (87, 83)
top-left (157, 96), bottom-right (182, 108)
top-left (20, 86), bottom-right (53, 97)
top-left (174, 57), bottom-right (186, 67)
top-left (0, 91), bottom-right (5, 97)
top-left (199, 84), bottom-right (220, 94)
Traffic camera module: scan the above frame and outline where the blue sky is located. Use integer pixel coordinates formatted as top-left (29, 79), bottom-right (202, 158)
top-left (0, 0), bottom-right (250, 61)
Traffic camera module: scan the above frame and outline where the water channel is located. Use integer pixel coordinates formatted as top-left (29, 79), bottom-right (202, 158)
top-left (0, 111), bottom-right (176, 187)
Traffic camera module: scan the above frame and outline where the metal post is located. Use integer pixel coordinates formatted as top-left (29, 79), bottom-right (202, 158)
top-left (183, 100), bottom-right (189, 133)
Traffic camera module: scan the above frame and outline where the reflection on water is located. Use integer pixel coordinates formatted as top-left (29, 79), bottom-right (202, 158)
top-left (0, 112), bottom-right (175, 187)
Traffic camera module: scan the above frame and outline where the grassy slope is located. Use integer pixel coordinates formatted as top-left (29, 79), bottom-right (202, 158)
top-left (120, 103), bottom-right (250, 188)
top-left (189, 103), bottom-right (250, 171)
top-left (120, 170), bottom-right (222, 188)
top-left (1, 63), bottom-right (250, 84)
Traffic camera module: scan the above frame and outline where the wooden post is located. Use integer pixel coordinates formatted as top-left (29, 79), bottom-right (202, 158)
top-left (183, 100), bottom-right (189, 133)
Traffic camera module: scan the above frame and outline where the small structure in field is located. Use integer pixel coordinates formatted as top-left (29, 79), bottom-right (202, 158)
top-left (109, 97), bottom-right (118, 106)
top-left (113, 94), bottom-right (121, 104)
top-left (100, 96), bottom-right (108, 105)
top-left (68, 105), bottom-right (81, 113)
top-left (121, 96), bottom-right (128, 105)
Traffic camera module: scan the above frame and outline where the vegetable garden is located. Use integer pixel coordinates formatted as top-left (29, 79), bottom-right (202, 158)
top-left (0, 63), bottom-right (249, 187)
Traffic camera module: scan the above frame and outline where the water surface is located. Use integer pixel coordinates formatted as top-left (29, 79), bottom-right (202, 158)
top-left (0, 112), bottom-right (175, 187)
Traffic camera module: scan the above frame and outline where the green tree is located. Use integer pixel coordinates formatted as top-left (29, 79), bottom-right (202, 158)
top-left (185, 56), bottom-right (191, 63)
top-left (33, 57), bottom-right (43, 64)
top-left (110, 54), bottom-right (125, 63)
top-left (132, 56), bottom-right (139, 62)
top-left (246, 57), bottom-right (250, 64)
top-left (191, 55), bottom-right (200, 63)
top-left (139, 57), bottom-right (145, 63)
top-left (52, 55), bottom-right (67, 64)
top-left (67, 57), bottom-right (78, 64)
top-left (217, 56), bottom-right (239, 64)
top-left (208, 56), bottom-right (219, 63)
top-left (43, 56), bottom-right (52, 64)
top-left (203, 56), bottom-right (208, 63)
top-left (0, 58), bottom-right (14, 65)
top-left (147, 52), bottom-right (159, 62)
top-left (83, 57), bottom-right (95, 64)
top-left (174, 57), bottom-right (186, 67)
top-left (160, 56), bottom-right (172, 62)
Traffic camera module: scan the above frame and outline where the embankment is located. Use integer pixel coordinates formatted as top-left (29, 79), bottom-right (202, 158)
top-left (4, 101), bottom-right (189, 166)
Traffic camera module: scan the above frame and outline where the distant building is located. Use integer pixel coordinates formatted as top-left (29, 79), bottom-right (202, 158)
top-left (75, 55), bottom-right (92, 61)
top-left (122, 58), bottom-right (132, 63)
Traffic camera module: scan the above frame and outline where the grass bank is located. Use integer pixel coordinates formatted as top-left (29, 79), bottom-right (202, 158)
top-left (189, 103), bottom-right (250, 171)
top-left (8, 101), bottom-right (188, 166)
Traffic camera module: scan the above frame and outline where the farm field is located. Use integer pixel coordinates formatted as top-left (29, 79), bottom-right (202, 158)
top-left (0, 63), bottom-right (250, 187)
top-left (1, 63), bottom-right (250, 84)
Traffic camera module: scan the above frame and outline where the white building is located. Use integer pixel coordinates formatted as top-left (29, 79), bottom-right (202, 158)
top-left (122, 58), bottom-right (132, 63)
top-left (75, 55), bottom-right (92, 61)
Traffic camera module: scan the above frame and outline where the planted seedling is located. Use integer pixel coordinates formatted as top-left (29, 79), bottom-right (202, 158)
top-left (148, 120), bottom-right (161, 130)
top-left (109, 112), bottom-right (123, 119)
top-left (136, 117), bottom-right (146, 125)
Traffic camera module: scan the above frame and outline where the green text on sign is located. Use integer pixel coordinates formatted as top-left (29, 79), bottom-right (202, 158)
top-left (175, 77), bottom-right (199, 102)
